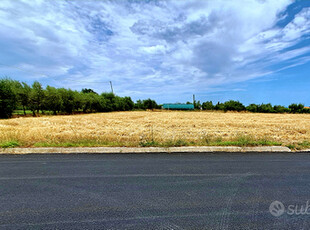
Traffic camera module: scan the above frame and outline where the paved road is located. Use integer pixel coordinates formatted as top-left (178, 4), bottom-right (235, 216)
top-left (1, 153), bottom-right (310, 229)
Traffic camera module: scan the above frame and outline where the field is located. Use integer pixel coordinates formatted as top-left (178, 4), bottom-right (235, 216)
top-left (1, 111), bottom-right (310, 149)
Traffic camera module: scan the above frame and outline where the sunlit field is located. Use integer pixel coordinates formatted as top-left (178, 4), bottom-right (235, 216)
top-left (1, 111), bottom-right (310, 149)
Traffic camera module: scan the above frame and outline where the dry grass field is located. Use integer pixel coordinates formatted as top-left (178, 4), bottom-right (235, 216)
top-left (1, 111), bottom-right (310, 148)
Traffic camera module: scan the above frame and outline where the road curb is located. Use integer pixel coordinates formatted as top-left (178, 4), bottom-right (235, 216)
top-left (0, 146), bottom-right (292, 154)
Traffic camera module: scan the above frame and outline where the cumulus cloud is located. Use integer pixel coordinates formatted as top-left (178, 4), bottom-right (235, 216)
top-left (0, 0), bottom-right (309, 101)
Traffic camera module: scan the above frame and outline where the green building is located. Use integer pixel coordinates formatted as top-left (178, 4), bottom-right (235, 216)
top-left (162, 103), bottom-right (194, 110)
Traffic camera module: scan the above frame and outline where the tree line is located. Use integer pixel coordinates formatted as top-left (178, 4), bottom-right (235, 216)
top-left (199, 100), bottom-right (309, 113)
top-left (0, 78), bottom-right (309, 119)
top-left (0, 78), bottom-right (159, 118)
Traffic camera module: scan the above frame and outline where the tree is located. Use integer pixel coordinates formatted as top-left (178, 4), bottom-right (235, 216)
top-left (0, 78), bottom-right (16, 118)
top-left (257, 103), bottom-right (274, 113)
top-left (222, 100), bottom-right (246, 112)
top-left (194, 100), bottom-right (202, 110)
top-left (29, 81), bottom-right (45, 116)
top-left (5, 79), bottom-right (23, 109)
top-left (123, 97), bottom-right (134, 111)
top-left (19, 82), bottom-right (31, 115)
top-left (81, 88), bottom-right (98, 95)
top-left (58, 88), bottom-right (76, 114)
top-left (202, 101), bottom-right (214, 110)
top-left (134, 99), bottom-right (144, 110)
top-left (214, 102), bottom-right (225, 111)
top-left (273, 105), bottom-right (289, 113)
top-left (101, 92), bottom-right (116, 111)
top-left (142, 98), bottom-right (159, 110)
top-left (246, 104), bottom-right (258, 113)
top-left (289, 103), bottom-right (304, 113)
top-left (44, 86), bottom-right (62, 115)
top-left (81, 92), bottom-right (106, 112)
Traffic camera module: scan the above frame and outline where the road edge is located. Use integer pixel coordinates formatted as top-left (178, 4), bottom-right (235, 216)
top-left (0, 146), bottom-right (296, 154)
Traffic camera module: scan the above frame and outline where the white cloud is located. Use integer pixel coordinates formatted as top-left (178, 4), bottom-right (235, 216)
top-left (0, 0), bottom-right (309, 101)
top-left (140, 45), bottom-right (167, 54)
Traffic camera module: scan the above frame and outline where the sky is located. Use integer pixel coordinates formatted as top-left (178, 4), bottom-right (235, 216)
top-left (0, 0), bottom-right (310, 106)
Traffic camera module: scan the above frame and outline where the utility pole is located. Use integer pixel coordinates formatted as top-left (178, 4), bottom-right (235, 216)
top-left (109, 81), bottom-right (114, 94)
top-left (193, 94), bottom-right (196, 105)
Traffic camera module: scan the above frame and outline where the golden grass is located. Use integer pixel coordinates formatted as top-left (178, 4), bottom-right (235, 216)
top-left (0, 111), bottom-right (310, 147)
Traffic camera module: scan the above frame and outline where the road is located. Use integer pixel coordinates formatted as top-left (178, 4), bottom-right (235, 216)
top-left (0, 153), bottom-right (310, 229)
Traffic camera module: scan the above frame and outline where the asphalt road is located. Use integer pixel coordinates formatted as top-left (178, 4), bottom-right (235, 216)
top-left (1, 153), bottom-right (310, 229)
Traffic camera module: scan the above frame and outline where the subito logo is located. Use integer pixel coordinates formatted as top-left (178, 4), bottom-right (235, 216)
top-left (269, 201), bottom-right (285, 217)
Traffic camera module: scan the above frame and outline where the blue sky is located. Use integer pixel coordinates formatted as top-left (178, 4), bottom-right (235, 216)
top-left (0, 0), bottom-right (310, 106)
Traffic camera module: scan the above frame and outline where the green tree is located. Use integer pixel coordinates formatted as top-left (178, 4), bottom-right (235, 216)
top-left (214, 102), bottom-right (225, 111)
top-left (81, 92), bottom-right (106, 112)
top-left (246, 104), bottom-right (258, 113)
top-left (29, 81), bottom-right (45, 116)
top-left (101, 92), bottom-right (116, 111)
top-left (123, 97), bottom-right (134, 111)
top-left (44, 86), bottom-right (62, 115)
top-left (81, 88), bottom-right (98, 95)
top-left (134, 99), bottom-right (144, 110)
top-left (194, 100), bottom-right (202, 110)
top-left (202, 101), bottom-right (214, 110)
top-left (257, 103), bottom-right (274, 113)
top-left (58, 88), bottom-right (76, 114)
top-left (273, 105), bottom-right (289, 113)
top-left (0, 78), bottom-right (17, 118)
top-left (142, 98), bottom-right (159, 110)
top-left (223, 100), bottom-right (246, 112)
top-left (19, 82), bottom-right (31, 115)
top-left (289, 103), bottom-right (304, 113)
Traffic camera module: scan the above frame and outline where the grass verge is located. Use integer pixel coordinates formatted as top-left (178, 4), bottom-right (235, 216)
top-left (0, 136), bottom-right (292, 149)
top-left (0, 135), bottom-right (284, 149)
top-left (286, 141), bottom-right (310, 150)
top-left (33, 140), bottom-right (135, 148)
top-left (0, 141), bottom-right (20, 148)
top-left (139, 136), bottom-right (282, 148)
